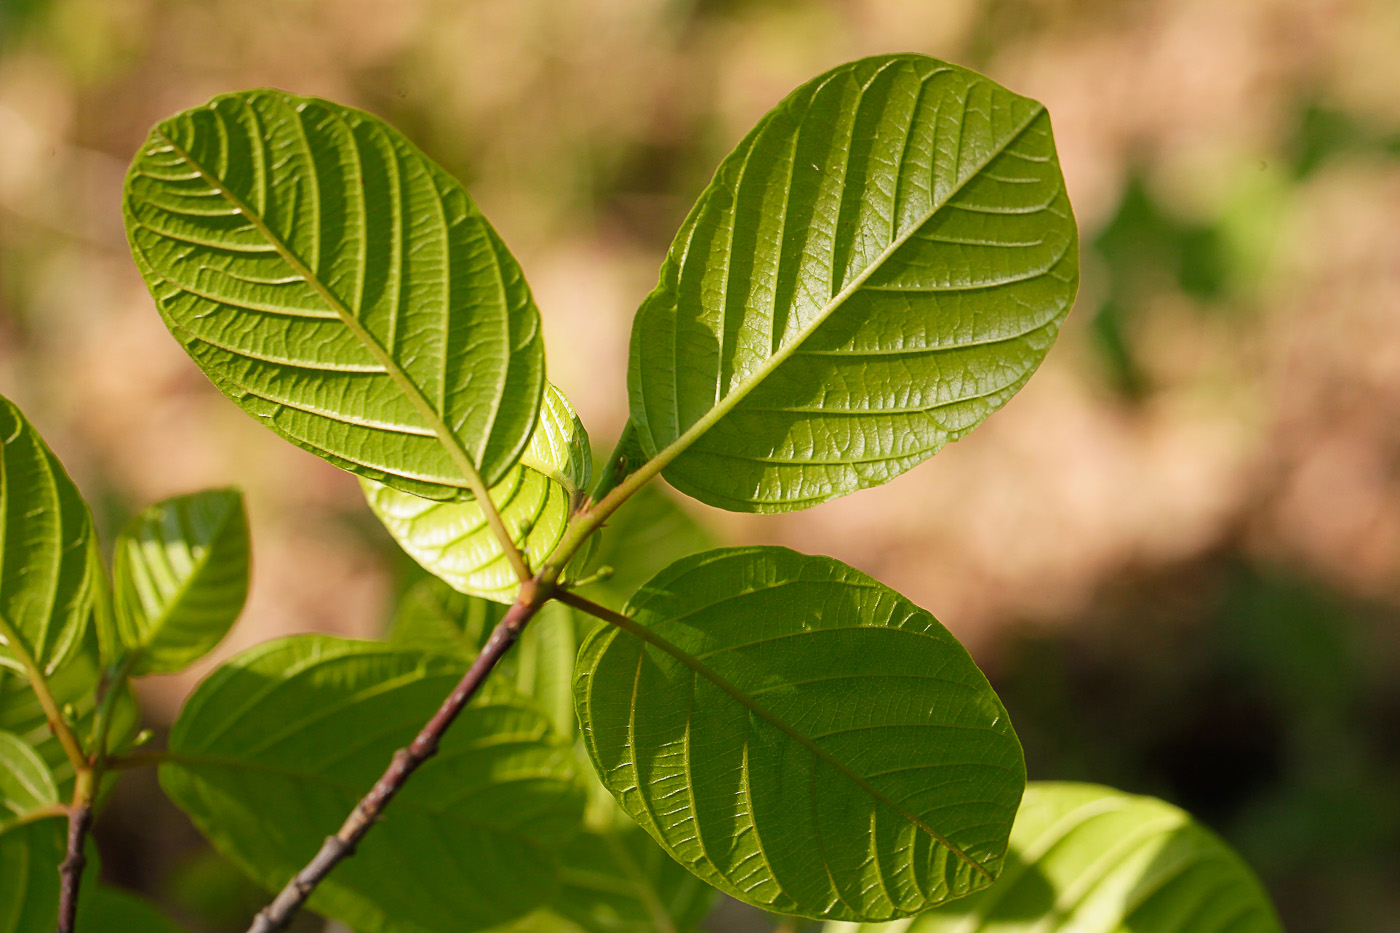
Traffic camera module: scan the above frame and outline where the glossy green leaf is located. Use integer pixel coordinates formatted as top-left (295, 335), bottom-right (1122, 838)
top-left (365, 385), bottom-right (590, 602)
top-left (160, 635), bottom-right (587, 933)
top-left (0, 820), bottom-right (64, 933)
top-left (825, 782), bottom-right (1283, 933)
top-left (0, 395), bottom-right (97, 676)
top-left (76, 886), bottom-right (187, 933)
top-left (0, 732), bottom-right (58, 832)
top-left (575, 546), bottom-right (1025, 922)
top-left (124, 89), bottom-right (545, 500)
top-left (112, 488), bottom-right (250, 675)
top-left (629, 54), bottom-right (1078, 511)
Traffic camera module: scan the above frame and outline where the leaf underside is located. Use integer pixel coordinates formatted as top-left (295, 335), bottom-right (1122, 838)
top-left (364, 385), bottom-right (590, 603)
top-left (0, 396), bottom-right (96, 677)
top-left (629, 54), bottom-right (1078, 512)
top-left (575, 546), bottom-right (1025, 922)
top-left (113, 488), bottom-right (250, 675)
top-left (160, 635), bottom-right (586, 933)
top-left (0, 732), bottom-right (58, 832)
top-left (124, 89), bottom-right (544, 500)
top-left (839, 783), bottom-right (1283, 933)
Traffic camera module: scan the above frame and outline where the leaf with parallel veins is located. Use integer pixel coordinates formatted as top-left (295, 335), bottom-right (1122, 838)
top-left (575, 546), bottom-right (1025, 922)
top-left (124, 90), bottom-right (545, 501)
top-left (628, 54), bottom-right (1078, 511)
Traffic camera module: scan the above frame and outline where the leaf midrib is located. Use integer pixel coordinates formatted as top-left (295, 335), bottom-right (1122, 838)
top-left (640, 97), bottom-right (1050, 482)
top-left (591, 616), bottom-right (1000, 882)
top-left (149, 125), bottom-right (490, 499)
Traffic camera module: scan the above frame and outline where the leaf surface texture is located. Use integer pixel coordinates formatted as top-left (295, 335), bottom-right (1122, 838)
top-left (829, 782), bottom-right (1283, 933)
top-left (0, 732), bottom-right (57, 832)
top-left (574, 546), bottom-right (1025, 921)
top-left (113, 488), bottom-right (250, 675)
top-left (124, 90), bottom-right (545, 499)
top-left (628, 54), bottom-right (1077, 511)
top-left (0, 396), bottom-right (96, 676)
top-left (160, 635), bottom-right (586, 933)
top-left (364, 385), bottom-right (589, 602)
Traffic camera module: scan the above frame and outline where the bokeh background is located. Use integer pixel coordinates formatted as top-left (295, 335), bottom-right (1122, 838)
top-left (1, 0), bottom-right (1398, 930)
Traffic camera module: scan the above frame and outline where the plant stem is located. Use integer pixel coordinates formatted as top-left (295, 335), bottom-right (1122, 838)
top-left (57, 769), bottom-right (95, 933)
top-left (90, 654), bottom-right (136, 767)
top-left (243, 582), bottom-right (551, 933)
top-left (540, 423), bottom-right (666, 587)
top-left (0, 612), bottom-right (86, 774)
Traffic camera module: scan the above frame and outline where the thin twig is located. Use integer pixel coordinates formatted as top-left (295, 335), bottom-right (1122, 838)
top-left (243, 584), bottom-right (549, 933)
top-left (57, 771), bottom-right (95, 933)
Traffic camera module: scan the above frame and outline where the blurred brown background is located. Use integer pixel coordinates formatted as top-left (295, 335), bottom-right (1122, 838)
top-left (1, 0), bottom-right (1398, 930)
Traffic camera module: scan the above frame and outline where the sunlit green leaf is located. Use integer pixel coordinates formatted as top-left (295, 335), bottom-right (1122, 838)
top-left (0, 395), bottom-right (97, 677)
top-left (0, 732), bottom-right (58, 832)
top-left (160, 635), bottom-right (587, 933)
top-left (112, 488), bottom-right (249, 675)
top-left (825, 782), bottom-right (1283, 933)
top-left (365, 385), bottom-right (590, 603)
top-left (124, 89), bottom-right (545, 500)
top-left (629, 54), bottom-right (1077, 511)
top-left (575, 546), bottom-right (1025, 922)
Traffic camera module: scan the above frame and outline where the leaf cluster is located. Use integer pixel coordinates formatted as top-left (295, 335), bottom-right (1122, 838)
top-left (0, 53), bottom-right (1282, 933)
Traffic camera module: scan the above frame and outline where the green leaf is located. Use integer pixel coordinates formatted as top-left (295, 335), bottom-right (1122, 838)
top-left (0, 395), bottom-right (97, 677)
top-left (499, 825), bottom-right (718, 933)
top-left (76, 886), bottom-right (186, 933)
top-left (575, 546), bottom-right (1025, 922)
top-left (365, 385), bottom-right (591, 603)
top-left (548, 825), bottom-right (717, 933)
top-left (0, 640), bottom-right (139, 796)
top-left (123, 89), bottom-right (546, 500)
top-left (0, 820), bottom-right (64, 933)
top-left (389, 577), bottom-right (508, 657)
top-left (160, 634), bottom-right (587, 933)
top-left (387, 584), bottom-right (711, 932)
top-left (112, 488), bottom-right (250, 675)
top-left (628, 54), bottom-right (1078, 511)
top-left (825, 782), bottom-right (1283, 933)
top-left (0, 732), bottom-right (58, 832)
top-left (389, 579), bottom-right (581, 742)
